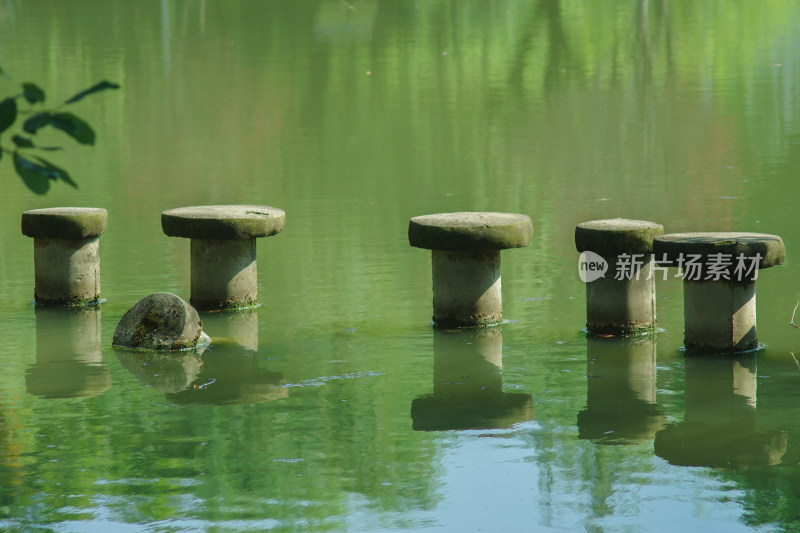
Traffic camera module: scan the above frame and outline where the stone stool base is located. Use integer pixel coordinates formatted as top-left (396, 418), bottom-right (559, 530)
top-left (432, 250), bottom-right (501, 327)
top-left (191, 239), bottom-right (257, 311)
top-left (33, 237), bottom-right (101, 305)
top-left (683, 279), bottom-right (757, 353)
top-left (585, 255), bottom-right (656, 334)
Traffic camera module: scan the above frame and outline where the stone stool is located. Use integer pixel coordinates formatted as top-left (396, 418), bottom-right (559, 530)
top-left (161, 205), bottom-right (285, 311)
top-left (653, 232), bottom-right (785, 353)
top-left (21, 207), bottom-right (108, 306)
top-left (575, 218), bottom-right (664, 334)
top-left (408, 212), bottom-right (533, 327)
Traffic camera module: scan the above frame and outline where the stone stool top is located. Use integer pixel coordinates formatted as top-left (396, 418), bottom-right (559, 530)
top-left (161, 205), bottom-right (286, 241)
top-left (654, 232), bottom-right (785, 269)
top-left (408, 212), bottom-right (533, 251)
top-left (575, 218), bottom-right (663, 255)
top-left (21, 207), bottom-right (108, 240)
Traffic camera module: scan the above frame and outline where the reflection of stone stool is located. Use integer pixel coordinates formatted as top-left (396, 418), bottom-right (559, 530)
top-left (408, 212), bottom-right (532, 327)
top-left (654, 355), bottom-right (787, 468)
top-left (161, 205), bottom-right (286, 311)
top-left (654, 233), bottom-right (785, 353)
top-left (26, 307), bottom-right (111, 398)
top-left (577, 336), bottom-right (665, 443)
top-left (167, 342), bottom-right (287, 405)
top-left (21, 207), bottom-right (108, 306)
top-left (411, 327), bottom-right (534, 430)
top-left (575, 218), bottom-right (663, 334)
top-left (200, 308), bottom-right (259, 352)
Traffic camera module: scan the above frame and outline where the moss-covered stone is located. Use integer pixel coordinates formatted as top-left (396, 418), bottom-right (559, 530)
top-left (113, 292), bottom-right (210, 351)
top-left (161, 205), bottom-right (285, 240)
top-left (408, 212), bottom-right (533, 251)
top-left (21, 207), bottom-right (108, 240)
top-left (653, 232), bottom-right (785, 269)
top-left (575, 218), bottom-right (663, 255)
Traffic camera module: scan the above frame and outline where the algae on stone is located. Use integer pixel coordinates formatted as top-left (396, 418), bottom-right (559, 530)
top-left (113, 292), bottom-right (210, 351)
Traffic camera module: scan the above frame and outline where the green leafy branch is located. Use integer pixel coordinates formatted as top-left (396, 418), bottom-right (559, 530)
top-left (0, 65), bottom-right (119, 194)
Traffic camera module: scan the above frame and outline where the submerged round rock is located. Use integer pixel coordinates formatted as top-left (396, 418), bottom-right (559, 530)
top-left (161, 205), bottom-right (286, 241)
top-left (113, 293), bottom-right (210, 351)
top-left (408, 212), bottom-right (533, 251)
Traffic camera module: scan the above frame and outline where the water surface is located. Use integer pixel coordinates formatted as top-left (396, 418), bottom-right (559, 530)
top-left (1, 1), bottom-right (800, 531)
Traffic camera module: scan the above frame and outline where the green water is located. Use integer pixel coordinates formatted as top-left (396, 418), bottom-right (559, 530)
top-left (1, 0), bottom-right (800, 530)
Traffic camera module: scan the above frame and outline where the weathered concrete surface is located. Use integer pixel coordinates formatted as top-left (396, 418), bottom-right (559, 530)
top-left (112, 293), bottom-right (210, 351)
top-left (161, 204), bottom-right (285, 310)
top-left (432, 250), bottom-right (502, 326)
top-left (409, 212), bottom-right (532, 251)
top-left (22, 207), bottom-right (108, 239)
top-left (22, 207), bottom-right (108, 306)
top-left (575, 218), bottom-right (663, 255)
top-left (575, 219), bottom-right (662, 334)
top-left (190, 238), bottom-right (258, 310)
top-left (161, 205), bottom-right (285, 240)
top-left (653, 231), bottom-right (784, 353)
top-left (409, 212), bottom-right (532, 327)
top-left (32, 238), bottom-right (102, 305)
top-left (683, 279), bottom-right (758, 353)
top-left (654, 232), bottom-right (785, 270)
top-left (585, 254), bottom-right (656, 334)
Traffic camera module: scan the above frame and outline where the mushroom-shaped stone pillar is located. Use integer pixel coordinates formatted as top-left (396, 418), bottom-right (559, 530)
top-left (161, 205), bottom-right (286, 311)
top-left (653, 232), bottom-right (785, 353)
top-left (575, 218), bottom-right (664, 335)
top-left (408, 212), bottom-right (533, 327)
top-left (21, 207), bottom-right (108, 306)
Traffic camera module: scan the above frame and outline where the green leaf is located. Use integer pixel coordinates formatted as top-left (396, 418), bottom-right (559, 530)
top-left (51, 112), bottom-right (96, 145)
top-left (13, 153), bottom-right (52, 194)
top-left (11, 134), bottom-right (61, 151)
top-left (23, 112), bottom-right (52, 134)
top-left (22, 83), bottom-right (45, 104)
top-left (12, 135), bottom-right (35, 148)
top-left (33, 156), bottom-right (77, 188)
top-left (23, 112), bottom-right (96, 145)
top-left (0, 97), bottom-right (17, 134)
top-left (64, 80), bottom-right (120, 104)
